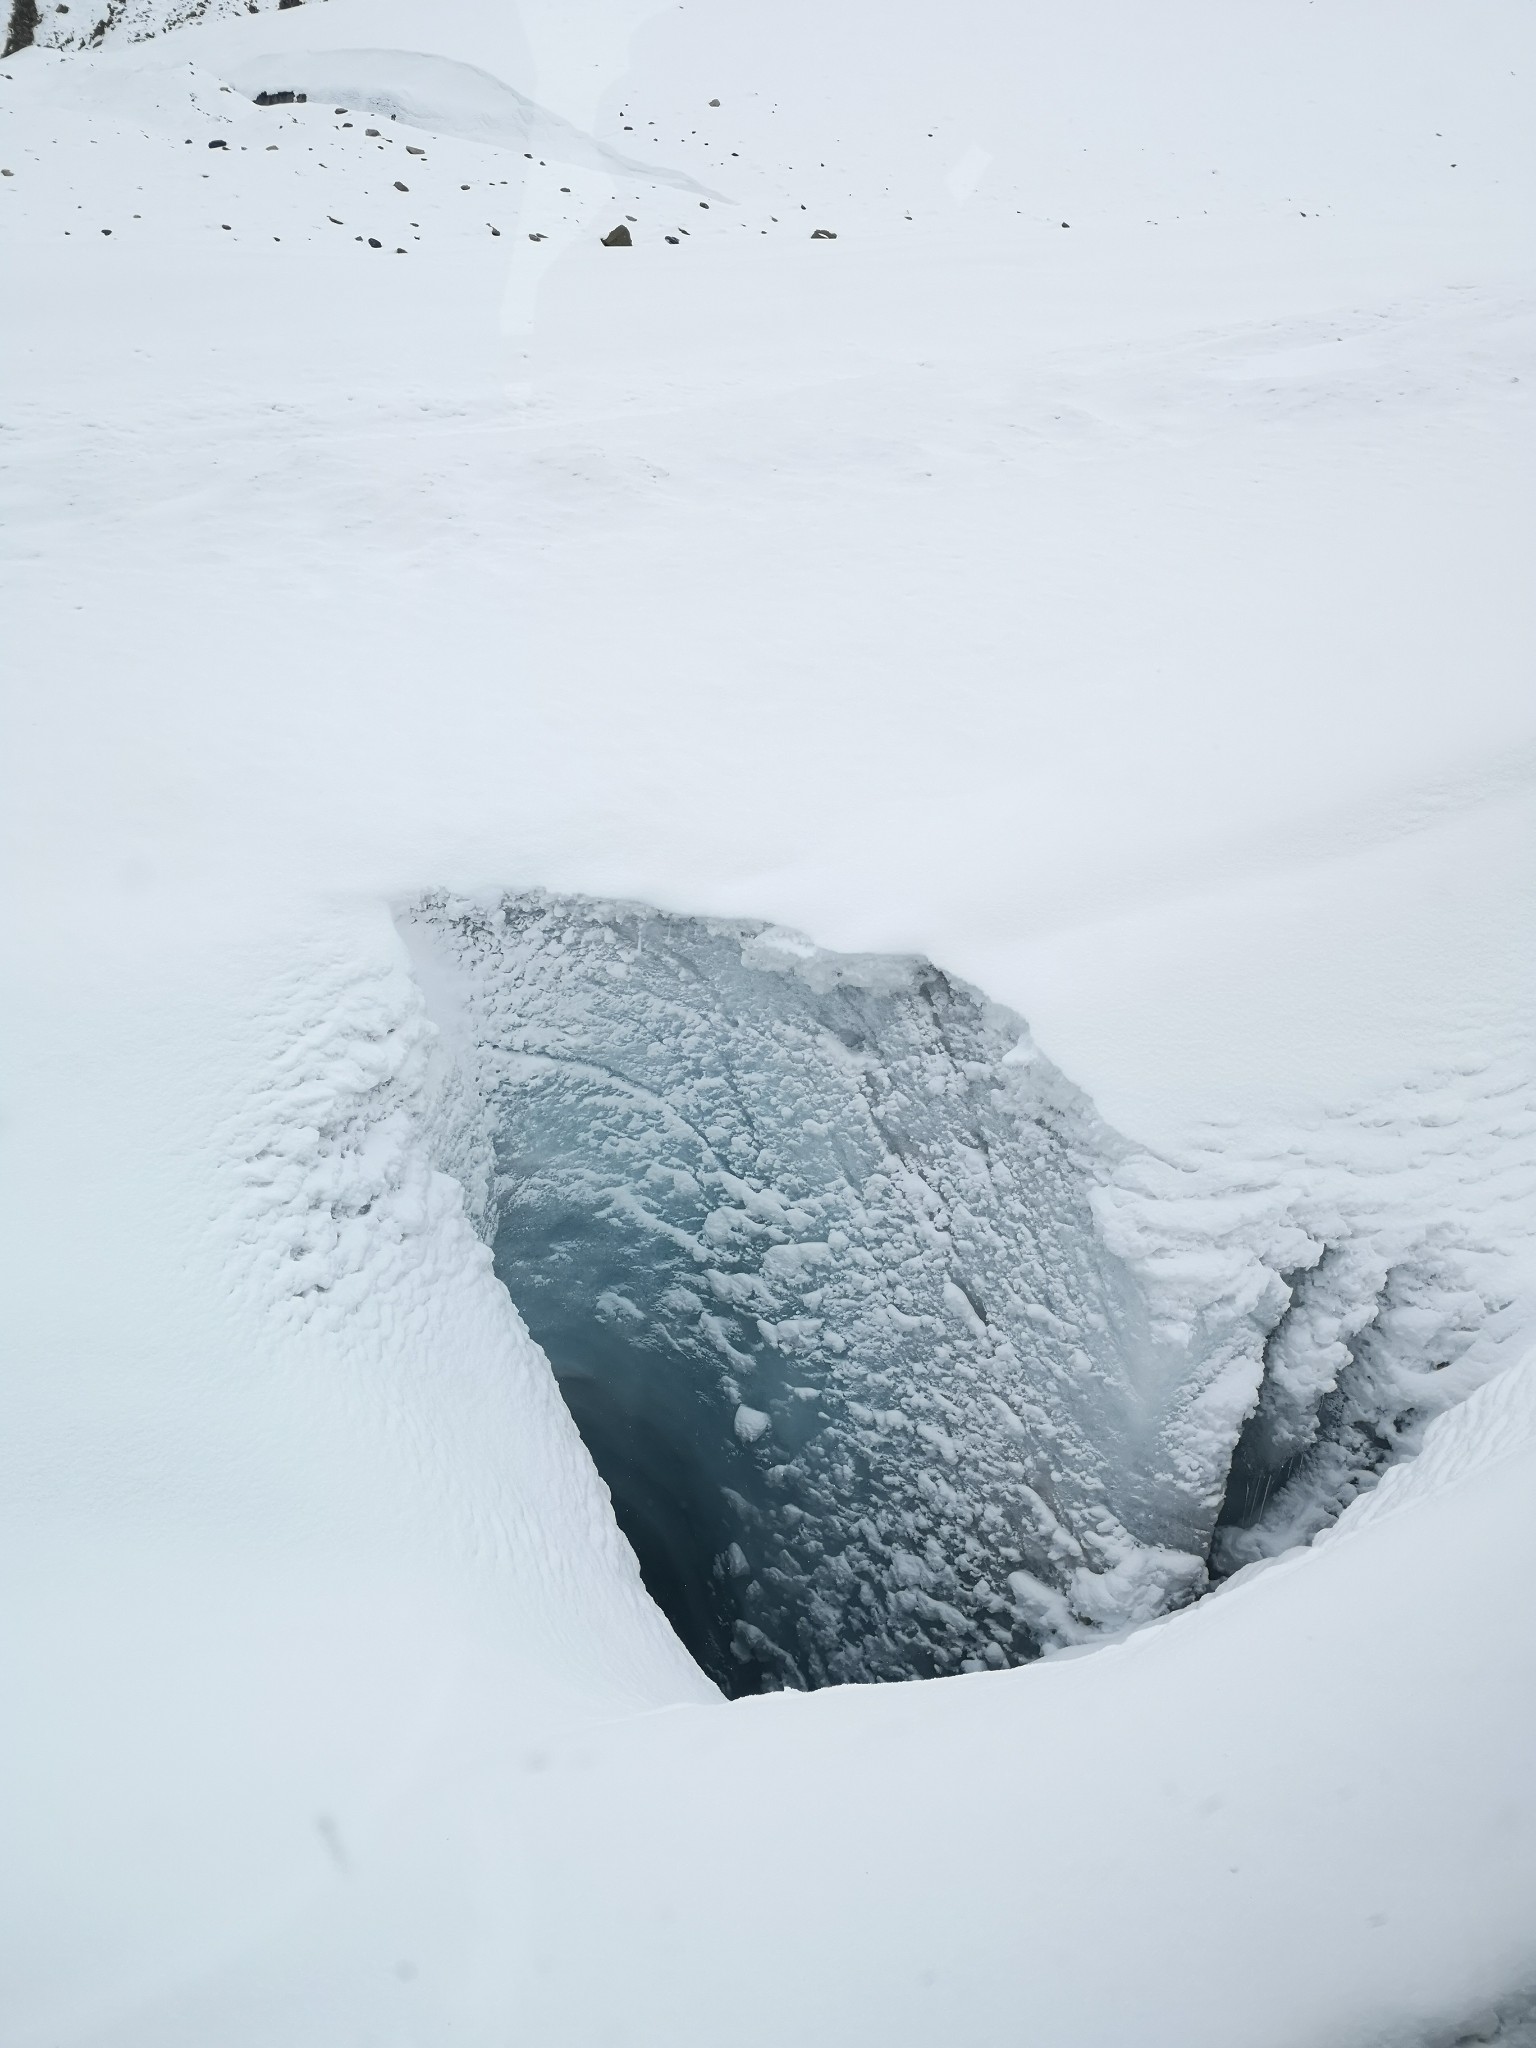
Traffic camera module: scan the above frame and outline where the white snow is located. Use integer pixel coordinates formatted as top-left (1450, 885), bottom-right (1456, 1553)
top-left (2, 0), bottom-right (1534, 2041)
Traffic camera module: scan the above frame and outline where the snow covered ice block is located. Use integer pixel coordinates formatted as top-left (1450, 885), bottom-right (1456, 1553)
top-left (402, 894), bottom-right (1229, 1694)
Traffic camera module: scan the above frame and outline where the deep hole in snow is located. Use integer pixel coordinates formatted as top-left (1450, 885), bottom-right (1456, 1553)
top-left (405, 892), bottom-right (1225, 1696)
top-left (402, 893), bottom-right (1488, 1698)
top-left (1210, 1246), bottom-right (1487, 1574)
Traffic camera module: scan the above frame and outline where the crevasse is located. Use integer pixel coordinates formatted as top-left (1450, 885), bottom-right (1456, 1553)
top-left (400, 891), bottom-right (1487, 1696)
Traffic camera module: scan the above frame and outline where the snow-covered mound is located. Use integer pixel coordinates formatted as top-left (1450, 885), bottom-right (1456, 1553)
top-left (2, 0), bottom-right (1534, 2042)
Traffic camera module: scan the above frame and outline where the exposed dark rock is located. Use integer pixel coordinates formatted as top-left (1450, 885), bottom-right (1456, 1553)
top-left (3, 0), bottom-right (39, 58)
top-left (811, 227), bottom-right (836, 239)
top-left (601, 224), bottom-right (632, 246)
top-left (208, 138), bottom-right (228, 149)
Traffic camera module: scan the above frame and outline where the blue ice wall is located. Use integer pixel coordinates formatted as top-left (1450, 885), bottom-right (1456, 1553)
top-left (407, 894), bottom-right (1211, 1693)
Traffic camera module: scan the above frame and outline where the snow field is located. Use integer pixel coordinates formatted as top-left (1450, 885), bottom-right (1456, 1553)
top-left (2, 1), bottom-right (1535, 2041)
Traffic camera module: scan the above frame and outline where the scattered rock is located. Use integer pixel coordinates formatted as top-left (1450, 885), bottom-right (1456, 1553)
top-left (811, 227), bottom-right (836, 239)
top-left (405, 145), bottom-right (424, 156)
top-left (208, 139), bottom-right (227, 150)
top-left (698, 200), bottom-right (709, 208)
top-left (489, 226), bottom-right (500, 236)
top-left (709, 98), bottom-right (720, 107)
top-left (365, 128), bottom-right (379, 138)
top-left (1061, 220), bottom-right (1070, 228)
top-left (328, 215), bottom-right (342, 224)
top-left (254, 90), bottom-right (297, 106)
top-left (528, 231), bottom-right (546, 241)
top-left (600, 224), bottom-right (632, 246)
top-left (664, 234), bottom-right (678, 244)
top-left (100, 227), bottom-right (110, 235)
top-left (393, 180), bottom-right (407, 191)
top-left (368, 236), bottom-right (381, 248)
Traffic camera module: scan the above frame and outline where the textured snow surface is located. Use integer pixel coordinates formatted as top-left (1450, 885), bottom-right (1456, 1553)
top-left (3, 0), bottom-right (1535, 2041)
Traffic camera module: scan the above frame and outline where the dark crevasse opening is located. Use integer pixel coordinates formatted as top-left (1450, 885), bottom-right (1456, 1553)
top-left (499, 1200), bottom-right (794, 1691)
top-left (407, 890), bottom-right (1228, 1698)
top-left (402, 892), bottom-right (1502, 1695)
top-left (1210, 1247), bottom-right (1487, 1577)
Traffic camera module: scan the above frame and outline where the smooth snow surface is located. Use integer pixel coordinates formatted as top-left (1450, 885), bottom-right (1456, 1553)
top-left (3, 0), bottom-right (1535, 2042)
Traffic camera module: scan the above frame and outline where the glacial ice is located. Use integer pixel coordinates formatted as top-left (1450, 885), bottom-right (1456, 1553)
top-left (403, 893), bottom-right (1228, 1693)
top-left (400, 892), bottom-right (1505, 1695)
top-left (1213, 1243), bottom-right (1487, 1574)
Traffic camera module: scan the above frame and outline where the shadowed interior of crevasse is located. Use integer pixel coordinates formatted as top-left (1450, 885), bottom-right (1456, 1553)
top-left (508, 1276), bottom-right (778, 1691)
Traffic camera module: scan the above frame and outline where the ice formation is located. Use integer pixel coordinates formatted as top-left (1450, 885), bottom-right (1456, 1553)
top-left (404, 895), bottom-right (1216, 1690)
top-left (1213, 1243), bottom-right (1489, 1573)
top-left (401, 892), bottom-right (1514, 1695)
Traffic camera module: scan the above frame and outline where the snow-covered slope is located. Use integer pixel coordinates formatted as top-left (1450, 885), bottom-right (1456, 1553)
top-left (2, 2), bottom-right (1534, 2042)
